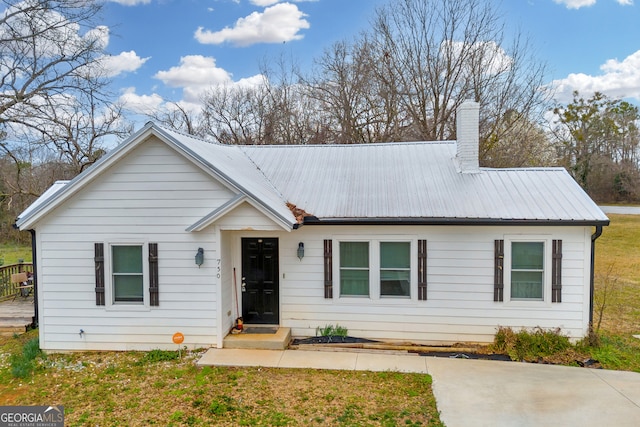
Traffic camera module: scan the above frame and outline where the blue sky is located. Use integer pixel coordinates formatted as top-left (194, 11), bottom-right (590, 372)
top-left (98, 0), bottom-right (640, 118)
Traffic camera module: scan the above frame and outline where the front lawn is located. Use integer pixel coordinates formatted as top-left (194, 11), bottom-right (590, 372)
top-left (0, 330), bottom-right (444, 427)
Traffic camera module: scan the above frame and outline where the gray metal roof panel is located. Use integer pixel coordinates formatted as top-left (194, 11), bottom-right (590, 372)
top-left (240, 142), bottom-right (608, 223)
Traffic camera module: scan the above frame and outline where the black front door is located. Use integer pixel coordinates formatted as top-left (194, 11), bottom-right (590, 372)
top-left (241, 238), bottom-right (279, 324)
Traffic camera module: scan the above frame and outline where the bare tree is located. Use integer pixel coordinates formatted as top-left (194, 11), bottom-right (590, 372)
top-left (369, 0), bottom-right (550, 157)
top-left (0, 0), bottom-right (128, 230)
top-left (305, 38), bottom-right (404, 144)
top-left (146, 100), bottom-right (205, 138)
top-left (200, 82), bottom-right (270, 145)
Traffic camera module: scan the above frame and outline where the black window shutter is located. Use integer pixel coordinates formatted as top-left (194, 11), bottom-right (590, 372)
top-left (94, 243), bottom-right (105, 306)
top-left (324, 240), bottom-right (333, 298)
top-left (552, 240), bottom-right (562, 303)
top-left (418, 239), bottom-right (427, 300)
top-left (494, 240), bottom-right (504, 302)
top-left (149, 243), bottom-right (159, 306)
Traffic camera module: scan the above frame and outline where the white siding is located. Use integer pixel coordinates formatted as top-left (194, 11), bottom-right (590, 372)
top-left (35, 137), bottom-right (232, 351)
top-left (226, 224), bottom-right (593, 344)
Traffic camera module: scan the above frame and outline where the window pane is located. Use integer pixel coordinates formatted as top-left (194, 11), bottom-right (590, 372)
top-left (114, 275), bottom-right (143, 302)
top-left (381, 270), bottom-right (410, 296)
top-left (380, 242), bottom-right (410, 297)
top-left (340, 242), bottom-right (369, 268)
top-left (512, 242), bottom-right (543, 270)
top-left (340, 269), bottom-right (369, 296)
top-left (113, 245), bottom-right (143, 303)
top-left (113, 246), bottom-right (142, 273)
top-left (511, 271), bottom-right (543, 299)
top-left (380, 242), bottom-right (410, 268)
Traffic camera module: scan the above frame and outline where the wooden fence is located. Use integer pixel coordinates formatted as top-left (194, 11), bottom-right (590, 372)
top-left (0, 262), bottom-right (34, 300)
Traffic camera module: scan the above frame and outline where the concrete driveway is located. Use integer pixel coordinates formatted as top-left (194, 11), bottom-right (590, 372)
top-left (197, 348), bottom-right (640, 426)
top-left (428, 357), bottom-right (640, 427)
top-left (599, 205), bottom-right (640, 215)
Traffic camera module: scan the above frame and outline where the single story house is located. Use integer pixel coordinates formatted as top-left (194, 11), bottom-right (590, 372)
top-left (16, 101), bottom-right (609, 351)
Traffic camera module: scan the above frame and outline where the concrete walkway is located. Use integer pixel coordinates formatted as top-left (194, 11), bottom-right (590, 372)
top-left (197, 348), bottom-right (640, 427)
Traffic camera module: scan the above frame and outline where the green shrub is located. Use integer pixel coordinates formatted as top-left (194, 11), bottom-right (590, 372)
top-left (493, 327), bottom-right (571, 361)
top-left (136, 349), bottom-right (180, 365)
top-left (10, 337), bottom-right (42, 378)
top-left (315, 324), bottom-right (348, 337)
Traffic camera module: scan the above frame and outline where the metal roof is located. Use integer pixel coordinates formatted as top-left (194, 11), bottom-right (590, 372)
top-left (239, 141), bottom-right (608, 224)
top-left (17, 124), bottom-right (609, 229)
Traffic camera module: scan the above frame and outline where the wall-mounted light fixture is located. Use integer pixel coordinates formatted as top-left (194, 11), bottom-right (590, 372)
top-left (195, 247), bottom-right (204, 267)
top-left (297, 242), bottom-right (305, 260)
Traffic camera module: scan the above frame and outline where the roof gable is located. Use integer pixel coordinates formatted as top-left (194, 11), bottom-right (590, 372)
top-left (16, 123), bottom-right (296, 230)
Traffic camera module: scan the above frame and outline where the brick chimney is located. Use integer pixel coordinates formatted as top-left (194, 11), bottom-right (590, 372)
top-left (456, 100), bottom-right (480, 173)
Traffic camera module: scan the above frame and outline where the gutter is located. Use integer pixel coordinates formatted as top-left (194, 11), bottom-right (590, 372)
top-left (11, 223), bottom-right (38, 328)
top-left (301, 216), bottom-right (611, 227)
top-left (590, 225), bottom-right (604, 327)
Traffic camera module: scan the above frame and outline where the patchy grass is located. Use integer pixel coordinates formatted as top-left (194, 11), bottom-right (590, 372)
top-left (0, 243), bottom-right (32, 265)
top-left (0, 330), bottom-right (444, 427)
top-left (577, 332), bottom-right (640, 372)
top-left (594, 214), bottom-right (640, 334)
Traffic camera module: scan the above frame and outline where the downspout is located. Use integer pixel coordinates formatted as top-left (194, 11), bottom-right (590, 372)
top-left (29, 229), bottom-right (38, 328)
top-left (590, 225), bottom-right (603, 326)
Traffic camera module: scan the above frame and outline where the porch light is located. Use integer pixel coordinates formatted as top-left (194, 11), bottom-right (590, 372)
top-left (195, 247), bottom-right (204, 267)
top-left (297, 242), bottom-right (305, 260)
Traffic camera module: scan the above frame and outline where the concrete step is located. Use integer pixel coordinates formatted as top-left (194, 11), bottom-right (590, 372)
top-left (223, 327), bottom-right (291, 350)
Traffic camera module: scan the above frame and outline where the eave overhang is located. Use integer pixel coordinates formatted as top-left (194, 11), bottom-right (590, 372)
top-left (301, 217), bottom-right (610, 227)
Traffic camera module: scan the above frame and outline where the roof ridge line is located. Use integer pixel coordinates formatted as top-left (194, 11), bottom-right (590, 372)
top-left (238, 145), bottom-right (288, 202)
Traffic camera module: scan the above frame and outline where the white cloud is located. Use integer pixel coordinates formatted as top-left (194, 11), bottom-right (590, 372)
top-left (553, 0), bottom-right (633, 8)
top-left (553, 0), bottom-right (596, 8)
top-left (119, 87), bottom-right (165, 114)
top-left (445, 40), bottom-right (513, 76)
top-left (151, 55), bottom-right (265, 107)
top-left (250, 0), bottom-right (319, 4)
top-left (550, 50), bottom-right (640, 102)
top-left (108, 0), bottom-right (152, 5)
top-left (153, 55), bottom-right (236, 103)
top-left (194, 3), bottom-right (310, 46)
top-left (251, 0), bottom-right (280, 5)
top-left (99, 51), bottom-right (150, 77)
top-left (85, 26), bottom-right (110, 50)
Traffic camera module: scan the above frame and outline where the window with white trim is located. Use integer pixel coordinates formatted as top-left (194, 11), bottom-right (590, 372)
top-left (501, 236), bottom-right (560, 303)
top-left (380, 242), bottom-right (411, 297)
top-left (339, 242), bottom-right (369, 297)
top-left (510, 241), bottom-right (544, 300)
top-left (338, 240), bottom-right (412, 299)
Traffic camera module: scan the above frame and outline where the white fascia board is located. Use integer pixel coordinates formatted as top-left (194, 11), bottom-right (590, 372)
top-left (187, 194), bottom-right (294, 232)
top-left (186, 194), bottom-right (246, 232)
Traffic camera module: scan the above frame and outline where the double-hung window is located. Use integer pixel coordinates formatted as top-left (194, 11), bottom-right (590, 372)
top-left (380, 242), bottom-right (411, 297)
top-left (340, 242), bottom-right (370, 297)
top-left (338, 240), bottom-right (412, 299)
top-left (112, 245), bottom-right (144, 303)
top-left (95, 242), bottom-right (159, 307)
top-left (510, 242), bottom-right (544, 300)
top-left (498, 235), bottom-right (562, 303)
